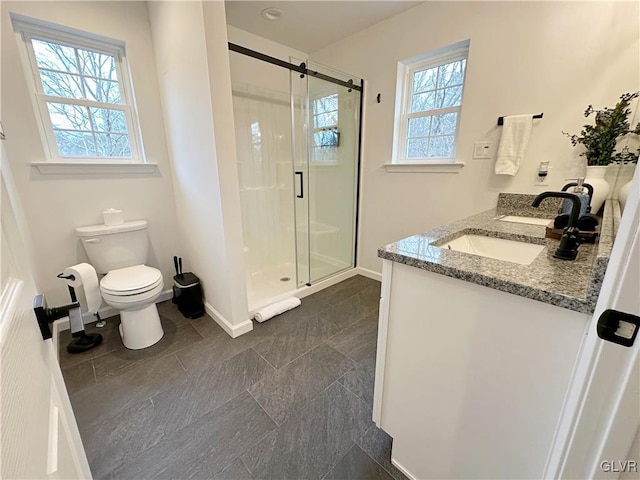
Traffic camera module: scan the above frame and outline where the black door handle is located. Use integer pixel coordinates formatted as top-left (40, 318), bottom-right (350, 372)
top-left (597, 309), bottom-right (640, 347)
top-left (295, 171), bottom-right (304, 198)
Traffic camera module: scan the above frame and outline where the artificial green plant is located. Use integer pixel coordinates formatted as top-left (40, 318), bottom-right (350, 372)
top-left (564, 92), bottom-right (640, 166)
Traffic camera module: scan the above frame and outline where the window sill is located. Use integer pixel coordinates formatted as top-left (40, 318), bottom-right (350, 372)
top-left (31, 162), bottom-right (158, 175)
top-left (384, 162), bottom-right (465, 173)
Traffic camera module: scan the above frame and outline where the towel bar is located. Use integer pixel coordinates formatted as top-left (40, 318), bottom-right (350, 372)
top-left (497, 113), bottom-right (543, 126)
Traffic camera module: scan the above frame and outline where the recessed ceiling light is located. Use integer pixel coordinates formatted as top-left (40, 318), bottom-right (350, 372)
top-left (261, 7), bottom-right (283, 21)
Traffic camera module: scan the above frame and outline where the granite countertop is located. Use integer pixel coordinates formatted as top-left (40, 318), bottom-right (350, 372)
top-left (378, 193), bottom-right (617, 314)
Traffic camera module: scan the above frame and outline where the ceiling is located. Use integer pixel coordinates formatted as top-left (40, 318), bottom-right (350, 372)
top-left (224, 1), bottom-right (423, 53)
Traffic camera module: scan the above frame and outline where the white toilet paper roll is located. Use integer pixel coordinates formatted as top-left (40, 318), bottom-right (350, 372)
top-left (63, 263), bottom-right (102, 314)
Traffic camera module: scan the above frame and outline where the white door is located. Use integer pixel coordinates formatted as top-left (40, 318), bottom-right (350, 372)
top-left (545, 167), bottom-right (640, 479)
top-left (0, 143), bottom-right (91, 479)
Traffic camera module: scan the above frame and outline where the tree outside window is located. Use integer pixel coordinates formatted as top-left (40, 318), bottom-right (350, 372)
top-left (32, 39), bottom-right (132, 158)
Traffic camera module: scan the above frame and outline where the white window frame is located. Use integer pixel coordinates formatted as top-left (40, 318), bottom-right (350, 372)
top-left (310, 92), bottom-right (340, 165)
top-left (392, 40), bottom-right (470, 167)
top-left (11, 14), bottom-right (145, 164)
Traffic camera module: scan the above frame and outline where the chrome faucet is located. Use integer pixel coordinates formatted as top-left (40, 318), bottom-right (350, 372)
top-left (532, 192), bottom-right (582, 260)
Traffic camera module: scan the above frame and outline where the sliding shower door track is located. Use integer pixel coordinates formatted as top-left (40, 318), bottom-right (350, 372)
top-left (228, 43), bottom-right (363, 92)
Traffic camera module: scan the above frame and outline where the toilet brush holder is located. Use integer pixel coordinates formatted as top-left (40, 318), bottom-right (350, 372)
top-left (173, 272), bottom-right (204, 319)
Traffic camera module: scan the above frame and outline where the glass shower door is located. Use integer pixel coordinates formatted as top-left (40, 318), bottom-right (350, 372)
top-left (230, 47), bottom-right (362, 309)
top-left (230, 54), bottom-right (299, 310)
top-left (290, 61), bottom-right (311, 287)
top-left (291, 61), bottom-right (361, 285)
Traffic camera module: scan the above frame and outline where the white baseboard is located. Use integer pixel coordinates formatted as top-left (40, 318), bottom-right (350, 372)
top-left (391, 458), bottom-right (417, 480)
top-left (205, 301), bottom-right (254, 338)
top-left (356, 266), bottom-right (382, 282)
top-left (56, 289), bottom-right (174, 332)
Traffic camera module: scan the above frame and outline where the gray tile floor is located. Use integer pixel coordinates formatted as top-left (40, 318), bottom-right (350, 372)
top-left (59, 275), bottom-right (407, 480)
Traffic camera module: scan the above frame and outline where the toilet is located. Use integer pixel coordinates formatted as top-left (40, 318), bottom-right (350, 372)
top-left (75, 220), bottom-right (164, 350)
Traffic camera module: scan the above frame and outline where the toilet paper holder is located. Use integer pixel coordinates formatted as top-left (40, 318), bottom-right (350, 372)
top-left (33, 294), bottom-right (82, 341)
top-left (57, 273), bottom-right (78, 309)
top-left (57, 271), bottom-right (106, 328)
top-left (57, 272), bottom-right (78, 304)
top-left (33, 294), bottom-right (103, 353)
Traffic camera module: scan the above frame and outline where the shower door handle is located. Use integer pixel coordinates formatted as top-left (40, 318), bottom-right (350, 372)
top-left (295, 171), bottom-right (304, 198)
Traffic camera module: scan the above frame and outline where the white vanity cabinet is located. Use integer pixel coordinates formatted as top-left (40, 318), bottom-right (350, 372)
top-left (373, 260), bottom-right (590, 480)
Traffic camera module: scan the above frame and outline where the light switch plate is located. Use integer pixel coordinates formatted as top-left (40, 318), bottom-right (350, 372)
top-left (473, 141), bottom-right (493, 159)
top-left (535, 163), bottom-right (551, 186)
top-left (534, 177), bottom-right (549, 186)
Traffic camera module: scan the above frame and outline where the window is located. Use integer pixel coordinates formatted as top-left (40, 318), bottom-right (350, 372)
top-left (311, 93), bottom-right (339, 163)
top-left (394, 40), bottom-right (469, 164)
top-left (12, 15), bottom-right (143, 163)
top-left (250, 121), bottom-right (262, 157)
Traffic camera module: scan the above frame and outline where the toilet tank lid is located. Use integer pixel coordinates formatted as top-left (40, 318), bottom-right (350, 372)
top-left (75, 220), bottom-right (147, 237)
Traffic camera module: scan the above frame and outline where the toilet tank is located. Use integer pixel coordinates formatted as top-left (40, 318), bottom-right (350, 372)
top-left (75, 220), bottom-right (149, 274)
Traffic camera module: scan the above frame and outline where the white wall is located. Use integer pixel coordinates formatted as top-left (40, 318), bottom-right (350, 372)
top-left (148, 1), bottom-right (250, 335)
top-left (1, 1), bottom-right (180, 307)
top-left (311, 1), bottom-right (640, 273)
top-left (202, 2), bottom-right (251, 331)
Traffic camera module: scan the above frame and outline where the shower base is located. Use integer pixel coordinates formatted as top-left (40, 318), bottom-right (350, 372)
top-left (246, 258), bottom-right (351, 312)
top-left (247, 263), bottom-right (297, 312)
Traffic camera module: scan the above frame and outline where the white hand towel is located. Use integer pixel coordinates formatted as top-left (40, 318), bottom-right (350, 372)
top-left (494, 114), bottom-right (534, 176)
top-left (254, 297), bottom-right (301, 322)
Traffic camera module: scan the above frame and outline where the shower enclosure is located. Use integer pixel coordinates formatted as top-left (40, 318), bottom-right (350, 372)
top-left (229, 44), bottom-right (362, 311)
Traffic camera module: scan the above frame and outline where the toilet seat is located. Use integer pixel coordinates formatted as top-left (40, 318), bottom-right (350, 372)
top-left (101, 265), bottom-right (163, 296)
top-left (101, 282), bottom-right (164, 307)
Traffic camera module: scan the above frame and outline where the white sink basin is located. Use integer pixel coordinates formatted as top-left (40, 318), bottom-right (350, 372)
top-left (439, 234), bottom-right (545, 265)
top-left (497, 215), bottom-right (552, 226)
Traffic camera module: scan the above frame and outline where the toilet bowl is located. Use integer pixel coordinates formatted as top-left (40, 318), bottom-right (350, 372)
top-left (100, 264), bottom-right (164, 350)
